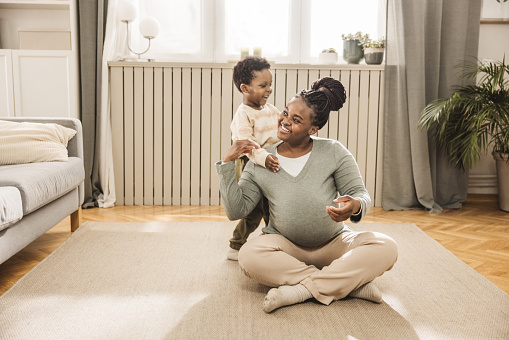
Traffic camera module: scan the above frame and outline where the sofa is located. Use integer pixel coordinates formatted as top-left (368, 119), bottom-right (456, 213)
top-left (0, 117), bottom-right (85, 265)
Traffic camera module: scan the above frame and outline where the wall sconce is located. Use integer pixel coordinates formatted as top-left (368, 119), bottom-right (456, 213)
top-left (118, 1), bottom-right (160, 62)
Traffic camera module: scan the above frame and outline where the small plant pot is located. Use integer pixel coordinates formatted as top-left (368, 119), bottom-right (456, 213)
top-left (364, 47), bottom-right (384, 65)
top-left (318, 52), bottom-right (338, 64)
top-left (493, 151), bottom-right (509, 212)
top-left (343, 40), bottom-right (364, 64)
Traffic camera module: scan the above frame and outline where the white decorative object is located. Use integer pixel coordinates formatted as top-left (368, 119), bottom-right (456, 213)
top-left (139, 17), bottom-right (160, 39)
top-left (318, 52), bottom-right (338, 64)
top-left (118, 1), bottom-right (160, 61)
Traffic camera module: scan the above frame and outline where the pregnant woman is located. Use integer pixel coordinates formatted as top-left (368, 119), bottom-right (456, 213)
top-left (216, 77), bottom-right (398, 313)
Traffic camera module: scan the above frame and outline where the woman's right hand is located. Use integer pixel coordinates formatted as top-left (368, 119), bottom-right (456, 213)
top-left (222, 140), bottom-right (260, 163)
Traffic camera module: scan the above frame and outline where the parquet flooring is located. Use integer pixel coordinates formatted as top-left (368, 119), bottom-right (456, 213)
top-left (1, 194), bottom-right (507, 296)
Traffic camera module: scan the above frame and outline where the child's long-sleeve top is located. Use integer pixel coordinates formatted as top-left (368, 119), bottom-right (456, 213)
top-left (230, 103), bottom-right (280, 167)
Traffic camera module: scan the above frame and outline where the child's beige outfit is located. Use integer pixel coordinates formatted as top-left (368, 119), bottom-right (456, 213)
top-left (229, 103), bottom-right (280, 250)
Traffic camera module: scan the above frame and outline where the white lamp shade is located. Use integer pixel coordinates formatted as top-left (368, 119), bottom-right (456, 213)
top-left (118, 1), bottom-right (137, 22)
top-left (139, 17), bottom-right (160, 39)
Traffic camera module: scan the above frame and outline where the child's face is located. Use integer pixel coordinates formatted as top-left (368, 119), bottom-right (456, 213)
top-left (242, 69), bottom-right (273, 109)
top-left (277, 97), bottom-right (318, 143)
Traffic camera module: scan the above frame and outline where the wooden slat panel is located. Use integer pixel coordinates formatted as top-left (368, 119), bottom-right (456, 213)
top-left (172, 68), bottom-right (182, 205)
top-left (274, 69), bottom-right (286, 110)
top-left (123, 67), bottom-right (134, 205)
top-left (111, 65), bottom-right (384, 206)
top-left (201, 68), bottom-right (212, 205)
top-left (133, 67), bottom-right (144, 205)
top-left (232, 83), bottom-right (243, 113)
top-left (375, 72), bottom-right (385, 207)
top-left (190, 68), bottom-right (202, 205)
top-left (163, 68), bottom-right (173, 205)
top-left (317, 69), bottom-right (331, 138)
top-left (297, 69), bottom-right (308, 95)
top-left (347, 70), bottom-right (360, 158)
top-left (366, 70), bottom-right (381, 203)
top-left (307, 70), bottom-right (319, 137)
top-left (110, 66), bottom-right (124, 205)
top-left (338, 71), bottom-right (350, 148)
top-left (220, 68), bottom-right (233, 169)
top-left (285, 69), bottom-right (297, 106)
top-left (356, 71), bottom-right (370, 181)
top-left (328, 70), bottom-right (341, 142)
top-left (181, 68), bottom-right (192, 205)
top-left (210, 68), bottom-right (222, 205)
top-left (143, 67), bottom-right (154, 205)
top-left (153, 67), bottom-right (163, 205)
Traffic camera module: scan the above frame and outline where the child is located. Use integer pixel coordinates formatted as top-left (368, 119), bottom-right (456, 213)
top-left (227, 56), bottom-right (281, 261)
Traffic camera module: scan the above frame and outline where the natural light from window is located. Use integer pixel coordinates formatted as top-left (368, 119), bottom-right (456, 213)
top-left (129, 0), bottom-right (385, 63)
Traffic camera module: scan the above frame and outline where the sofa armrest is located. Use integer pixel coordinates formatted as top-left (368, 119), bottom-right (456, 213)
top-left (0, 117), bottom-right (83, 160)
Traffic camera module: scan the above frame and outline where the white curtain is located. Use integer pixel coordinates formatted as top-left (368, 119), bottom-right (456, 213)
top-left (96, 0), bottom-right (129, 207)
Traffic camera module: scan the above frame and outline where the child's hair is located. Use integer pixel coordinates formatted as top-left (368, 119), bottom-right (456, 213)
top-left (233, 56), bottom-right (271, 92)
top-left (296, 77), bottom-right (347, 129)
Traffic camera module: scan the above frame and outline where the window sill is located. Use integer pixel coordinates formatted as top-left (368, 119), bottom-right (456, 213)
top-left (108, 60), bottom-right (385, 70)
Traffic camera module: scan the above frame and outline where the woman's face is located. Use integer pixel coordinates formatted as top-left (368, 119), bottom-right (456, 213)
top-left (277, 97), bottom-right (318, 143)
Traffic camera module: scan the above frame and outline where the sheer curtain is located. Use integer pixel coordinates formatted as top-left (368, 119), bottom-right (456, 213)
top-left (382, 0), bottom-right (482, 212)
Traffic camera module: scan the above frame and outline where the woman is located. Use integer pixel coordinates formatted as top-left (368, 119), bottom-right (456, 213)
top-left (216, 77), bottom-right (398, 313)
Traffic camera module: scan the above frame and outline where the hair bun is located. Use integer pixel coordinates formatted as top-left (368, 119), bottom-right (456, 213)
top-left (311, 77), bottom-right (347, 111)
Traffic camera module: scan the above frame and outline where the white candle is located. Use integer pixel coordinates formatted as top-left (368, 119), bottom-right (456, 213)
top-left (240, 47), bottom-right (249, 59)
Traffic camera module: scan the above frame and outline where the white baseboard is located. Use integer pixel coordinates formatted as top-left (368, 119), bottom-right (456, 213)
top-left (468, 174), bottom-right (498, 194)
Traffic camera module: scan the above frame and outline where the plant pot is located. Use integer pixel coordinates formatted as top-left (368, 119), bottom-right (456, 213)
top-left (493, 151), bottom-right (509, 212)
top-left (364, 47), bottom-right (384, 65)
top-left (318, 52), bottom-right (338, 64)
top-left (343, 40), bottom-right (364, 64)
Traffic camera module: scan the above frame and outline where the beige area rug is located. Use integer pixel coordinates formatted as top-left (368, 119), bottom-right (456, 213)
top-left (0, 222), bottom-right (508, 340)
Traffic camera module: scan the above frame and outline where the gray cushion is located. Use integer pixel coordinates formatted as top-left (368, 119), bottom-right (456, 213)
top-left (0, 157), bottom-right (84, 215)
top-left (0, 186), bottom-right (23, 231)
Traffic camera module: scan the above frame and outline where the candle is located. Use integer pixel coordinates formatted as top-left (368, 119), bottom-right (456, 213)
top-left (240, 47), bottom-right (249, 59)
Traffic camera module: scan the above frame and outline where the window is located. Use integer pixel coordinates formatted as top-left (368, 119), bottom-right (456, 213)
top-left (126, 0), bottom-right (385, 63)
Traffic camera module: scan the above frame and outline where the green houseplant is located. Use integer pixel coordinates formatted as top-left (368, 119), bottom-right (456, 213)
top-left (419, 58), bottom-right (509, 212)
top-left (341, 32), bottom-right (369, 64)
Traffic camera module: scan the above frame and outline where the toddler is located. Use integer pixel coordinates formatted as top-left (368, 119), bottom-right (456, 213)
top-left (227, 56), bottom-right (280, 260)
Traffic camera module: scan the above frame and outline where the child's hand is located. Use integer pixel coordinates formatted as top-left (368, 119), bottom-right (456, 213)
top-left (265, 154), bottom-right (280, 173)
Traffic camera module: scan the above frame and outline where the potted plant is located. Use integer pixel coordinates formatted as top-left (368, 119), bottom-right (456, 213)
top-left (419, 58), bottom-right (509, 212)
top-left (362, 37), bottom-right (385, 65)
top-left (341, 31), bottom-right (368, 64)
top-left (319, 48), bottom-right (338, 64)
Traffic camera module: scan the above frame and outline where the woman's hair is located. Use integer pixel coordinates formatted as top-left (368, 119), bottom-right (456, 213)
top-left (232, 56), bottom-right (271, 92)
top-left (296, 77), bottom-right (347, 129)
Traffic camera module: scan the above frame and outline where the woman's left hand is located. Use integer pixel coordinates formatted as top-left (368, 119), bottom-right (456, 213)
top-left (326, 195), bottom-right (361, 222)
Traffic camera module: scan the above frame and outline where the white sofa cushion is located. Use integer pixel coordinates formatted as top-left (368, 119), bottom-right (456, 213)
top-left (0, 187), bottom-right (23, 231)
top-left (0, 157), bottom-right (85, 215)
top-left (0, 120), bottom-right (76, 166)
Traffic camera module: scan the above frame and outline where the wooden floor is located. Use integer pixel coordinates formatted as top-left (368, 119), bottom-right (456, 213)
top-left (1, 194), bottom-right (508, 296)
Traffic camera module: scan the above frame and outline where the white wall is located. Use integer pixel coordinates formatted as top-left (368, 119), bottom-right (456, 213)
top-left (469, 23), bottom-right (509, 194)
